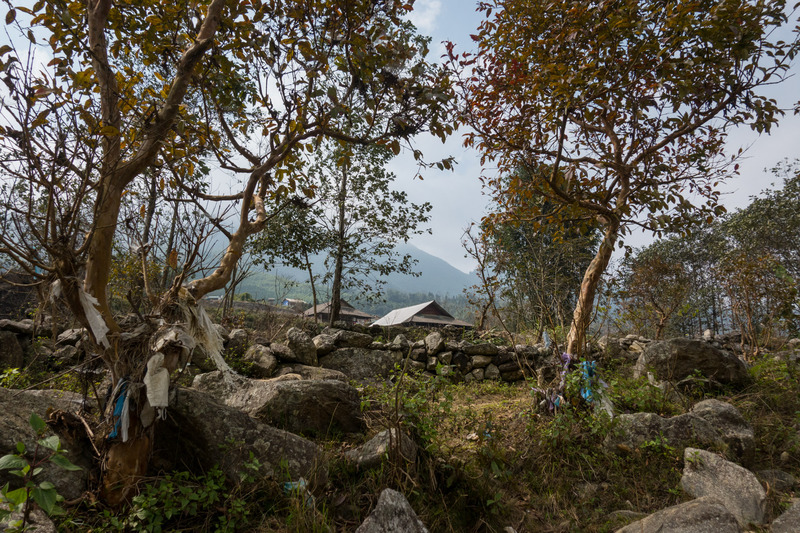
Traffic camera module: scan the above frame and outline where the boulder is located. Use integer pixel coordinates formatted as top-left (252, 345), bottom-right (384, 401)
top-left (471, 368), bottom-right (485, 381)
top-left (285, 327), bottom-right (319, 366)
top-left (755, 469), bottom-right (796, 492)
top-left (680, 448), bottom-right (765, 527)
top-left (771, 498), bottom-right (800, 533)
top-left (193, 372), bottom-right (364, 437)
top-left (56, 328), bottom-right (84, 346)
top-left (51, 345), bottom-right (80, 364)
top-left (452, 352), bottom-right (472, 373)
top-left (355, 488), bottom-right (428, 533)
top-left (344, 428), bottom-right (417, 470)
top-left (634, 338), bottom-right (749, 386)
top-left (605, 400), bottom-right (754, 465)
top-left (273, 364), bottom-right (348, 382)
top-left (243, 344), bottom-right (278, 378)
top-left (213, 324), bottom-right (230, 343)
top-left (268, 342), bottom-right (294, 361)
top-left (155, 388), bottom-right (324, 486)
top-left (471, 355), bottom-right (493, 368)
top-left (312, 333), bottom-right (337, 356)
top-left (485, 364), bottom-right (500, 380)
top-left (615, 496), bottom-right (741, 533)
top-left (424, 332), bottom-right (445, 355)
top-left (462, 343), bottom-right (499, 356)
top-left (0, 330), bottom-right (24, 369)
top-left (319, 348), bottom-right (401, 381)
top-left (438, 351), bottom-right (453, 365)
top-left (390, 334), bottom-right (410, 352)
top-left (0, 507), bottom-right (57, 532)
top-left (331, 329), bottom-right (374, 349)
top-left (0, 319), bottom-right (34, 336)
top-left (0, 388), bottom-right (92, 501)
top-left (226, 329), bottom-right (248, 355)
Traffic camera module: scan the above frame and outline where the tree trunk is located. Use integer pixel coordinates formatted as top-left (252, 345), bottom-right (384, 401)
top-left (566, 218), bottom-right (620, 356)
top-left (329, 162), bottom-right (348, 325)
top-left (303, 247), bottom-right (318, 321)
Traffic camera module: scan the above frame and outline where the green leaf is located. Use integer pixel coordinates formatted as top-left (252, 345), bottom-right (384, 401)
top-left (4, 486), bottom-right (29, 506)
top-left (32, 485), bottom-right (58, 514)
top-left (15, 442), bottom-right (25, 454)
top-left (49, 454), bottom-right (82, 471)
top-left (0, 454), bottom-right (27, 471)
top-left (38, 435), bottom-right (60, 452)
top-left (29, 413), bottom-right (47, 434)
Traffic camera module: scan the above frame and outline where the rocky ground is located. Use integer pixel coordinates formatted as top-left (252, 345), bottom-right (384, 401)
top-left (0, 314), bottom-right (798, 532)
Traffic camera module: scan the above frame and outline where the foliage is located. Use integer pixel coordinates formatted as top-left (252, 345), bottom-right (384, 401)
top-left (251, 138), bottom-right (433, 321)
top-left (102, 466), bottom-right (252, 533)
top-left (614, 240), bottom-right (692, 339)
top-left (449, 0), bottom-right (799, 355)
top-left (0, 413), bottom-right (82, 531)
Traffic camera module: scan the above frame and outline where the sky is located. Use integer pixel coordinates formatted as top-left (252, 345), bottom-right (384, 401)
top-left (394, 0), bottom-right (800, 273)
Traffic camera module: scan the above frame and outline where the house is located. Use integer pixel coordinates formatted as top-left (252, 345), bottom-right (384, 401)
top-left (281, 298), bottom-right (307, 312)
top-left (371, 300), bottom-right (472, 328)
top-left (302, 299), bottom-right (375, 324)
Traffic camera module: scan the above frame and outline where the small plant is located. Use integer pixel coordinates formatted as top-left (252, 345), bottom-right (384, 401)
top-left (106, 465), bottom-right (254, 533)
top-left (0, 413), bottom-right (82, 531)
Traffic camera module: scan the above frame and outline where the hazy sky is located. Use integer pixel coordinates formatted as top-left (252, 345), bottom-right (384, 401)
top-left (396, 0), bottom-right (800, 273)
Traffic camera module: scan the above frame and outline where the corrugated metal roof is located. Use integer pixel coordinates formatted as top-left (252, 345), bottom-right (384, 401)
top-left (371, 300), bottom-right (471, 327)
top-left (302, 300), bottom-right (374, 319)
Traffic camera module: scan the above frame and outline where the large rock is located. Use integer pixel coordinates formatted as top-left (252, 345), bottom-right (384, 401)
top-left (0, 319), bottom-right (34, 336)
top-left (193, 372), bottom-right (364, 437)
top-left (243, 344), bottom-right (278, 378)
top-left (680, 448), bottom-right (766, 527)
top-left (313, 333), bottom-right (337, 356)
top-left (424, 332), bottom-right (445, 355)
top-left (344, 428), bottom-right (418, 470)
top-left (226, 329), bottom-right (248, 355)
top-left (605, 400), bottom-right (754, 465)
top-left (634, 338), bottom-right (749, 386)
top-left (462, 342), bottom-right (499, 356)
top-left (1, 507), bottom-right (57, 532)
top-left (329, 328), bottom-right (374, 349)
top-left (155, 388), bottom-right (324, 486)
top-left (615, 496), bottom-right (741, 533)
top-left (274, 364), bottom-right (348, 382)
top-left (285, 327), bottom-right (319, 366)
top-left (0, 388), bottom-right (92, 501)
top-left (319, 348), bottom-right (401, 381)
top-left (0, 330), bottom-right (24, 369)
top-left (771, 498), bottom-right (800, 533)
top-left (355, 488), bottom-right (428, 533)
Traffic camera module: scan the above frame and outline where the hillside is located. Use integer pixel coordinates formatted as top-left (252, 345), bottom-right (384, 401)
top-left (234, 243), bottom-right (479, 317)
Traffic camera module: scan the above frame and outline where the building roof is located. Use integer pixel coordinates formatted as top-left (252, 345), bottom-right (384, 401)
top-left (302, 299), bottom-right (375, 319)
top-left (371, 300), bottom-right (472, 328)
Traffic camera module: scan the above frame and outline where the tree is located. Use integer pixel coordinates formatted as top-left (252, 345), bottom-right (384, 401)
top-left (483, 168), bottom-right (599, 340)
top-left (0, 0), bottom-right (453, 503)
top-left (450, 0), bottom-right (798, 355)
top-left (615, 241), bottom-right (692, 339)
top-left (253, 139), bottom-right (433, 325)
top-left (250, 200), bottom-right (327, 319)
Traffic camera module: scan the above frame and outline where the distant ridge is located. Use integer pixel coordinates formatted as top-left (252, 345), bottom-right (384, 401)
top-left (237, 243), bottom-right (478, 300)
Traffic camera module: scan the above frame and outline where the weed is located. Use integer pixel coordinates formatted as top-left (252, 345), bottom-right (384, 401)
top-left (0, 413), bottom-right (82, 531)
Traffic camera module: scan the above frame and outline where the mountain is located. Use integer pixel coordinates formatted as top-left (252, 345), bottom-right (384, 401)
top-left (235, 243), bottom-right (479, 302)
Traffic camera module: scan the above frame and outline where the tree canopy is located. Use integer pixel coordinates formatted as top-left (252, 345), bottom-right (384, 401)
top-left (450, 0), bottom-right (799, 355)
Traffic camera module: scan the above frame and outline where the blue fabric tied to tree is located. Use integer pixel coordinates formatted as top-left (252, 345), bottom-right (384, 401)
top-left (108, 379), bottom-right (130, 441)
top-left (579, 361), bottom-right (598, 402)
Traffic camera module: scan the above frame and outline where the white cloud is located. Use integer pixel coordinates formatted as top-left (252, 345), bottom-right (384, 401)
top-left (407, 0), bottom-right (442, 36)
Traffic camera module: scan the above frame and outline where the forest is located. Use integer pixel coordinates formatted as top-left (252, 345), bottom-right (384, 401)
top-left (0, 0), bottom-right (799, 531)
